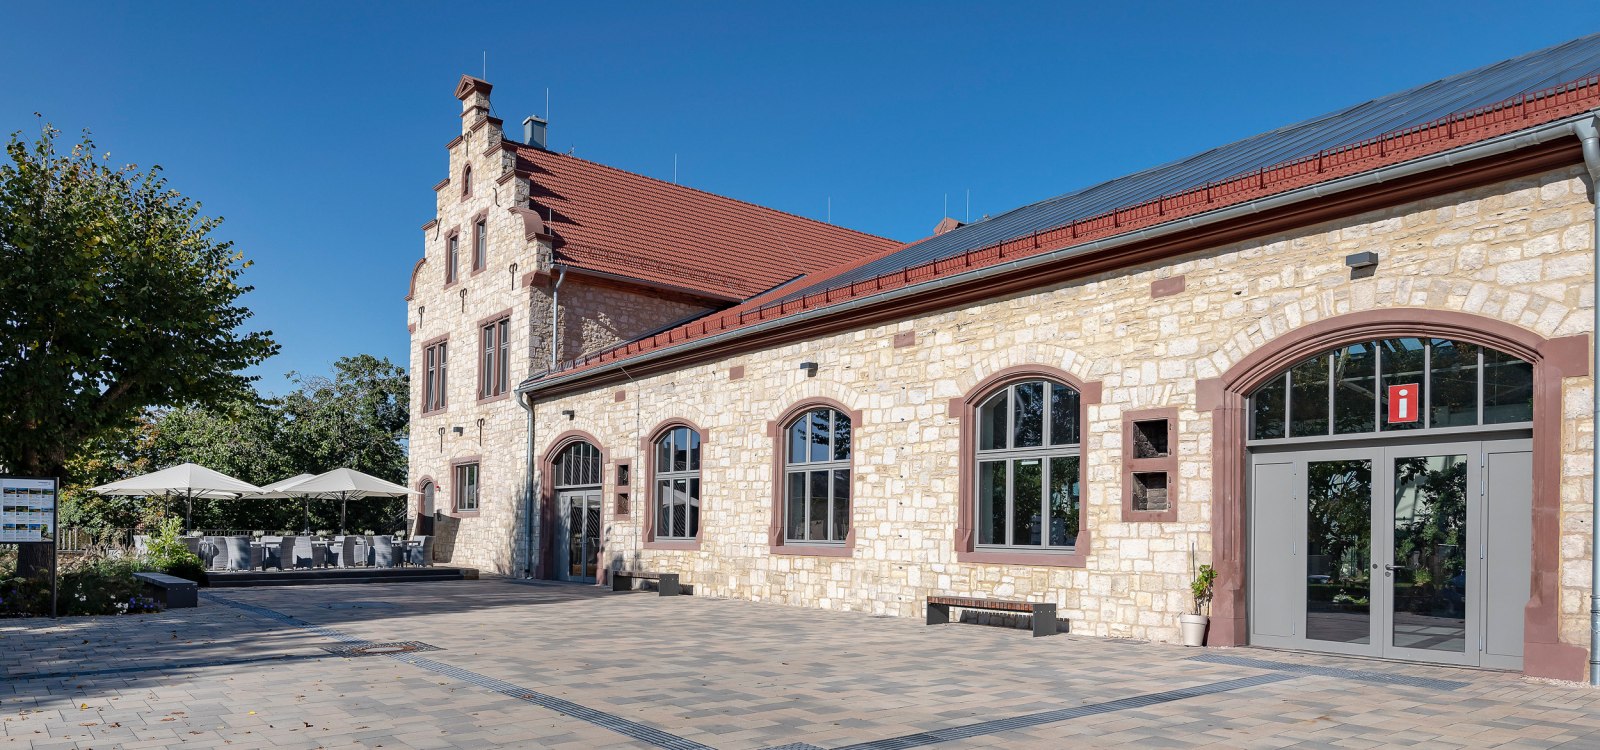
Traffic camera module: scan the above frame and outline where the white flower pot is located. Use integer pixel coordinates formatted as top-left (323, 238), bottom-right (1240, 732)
top-left (1179, 613), bottom-right (1209, 647)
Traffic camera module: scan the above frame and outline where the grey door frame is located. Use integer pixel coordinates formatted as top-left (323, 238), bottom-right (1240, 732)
top-left (1248, 432), bottom-right (1532, 669)
top-left (555, 488), bottom-right (602, 583)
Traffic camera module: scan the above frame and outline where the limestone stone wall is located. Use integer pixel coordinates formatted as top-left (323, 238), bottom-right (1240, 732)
top-left (525, 166), bottom-right (1596, 647)
top-left (408, 102), bottom-right (730, 574)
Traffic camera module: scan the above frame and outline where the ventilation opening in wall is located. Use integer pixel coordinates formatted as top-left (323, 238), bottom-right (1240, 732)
top-left (1132, 472), bottom-right (1169, 512)
top-left (1132, 419), bottom-right (1170, 458)
top-left (615, 493), bottom-right (630, 517)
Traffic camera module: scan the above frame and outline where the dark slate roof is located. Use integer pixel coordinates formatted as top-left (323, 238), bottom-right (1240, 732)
top-left (777, 32), bottom-right (1600, 302)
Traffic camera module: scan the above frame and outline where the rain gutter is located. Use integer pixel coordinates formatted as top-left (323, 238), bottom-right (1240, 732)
top-left (1576, 115), bottom-right (1600, 687)
top-left (519, 112), bottom-right (1598, 398)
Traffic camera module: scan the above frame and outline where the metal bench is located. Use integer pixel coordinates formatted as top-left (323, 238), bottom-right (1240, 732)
top-left (926, 595), bottom-right (1058, 637)
top-left (611, 570), bottom-right (681, 596)
top-left (134, 571), bottom-right (199, 609)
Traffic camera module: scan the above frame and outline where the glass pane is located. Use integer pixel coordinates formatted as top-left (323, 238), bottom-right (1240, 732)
top-left (1380, 338), bottom-right (1426, 432)
top-left (688, 430), bottom-right (702, 471)
top-left (657, 436), bottom-right (671, 476)
top-left (977, 461), bottom-right (1006, 545)
top-left (657, 480), bottom-right (671, 536)
top-left (673, 428), bottom-right (688, 472)
top-left (1013, 381), bottom-right (1045, 448)
top-left (1429, 339), bottom-right (1479, 428)
top-left (1391, 454), bottom-right (1468, 653)
top-left (785, 472), bottom-right (805, 541)
top-left (832, 413), bottom-right (852, 461)
top-left (1333, 342), bottom-right (1376, 434)
top-left (567, 500), bottom-right (584, 578)
top-left (831, 469), bottom-right (850, 542)
top-left (1012, 459), bottom-right (1043, 546)
top-left (1251, 375), bottom-right (1286, 440)
top-left (583, 498), bottom-right (601, 580)
top-left (1289, 354), bottom-right (1330, 437)
top-left (1483, 349), bottom-right (1533, 424)
top-left (979, 390), bottom-right (1008, 450)
top-left (1305, 459), bottom-right (1372, 644)
top-left (808, 470), bottom-right (829, 542)
top-left (1049, 383), bottom-right (1079, 446)
top-left (1048, 456), bottom-right (1079, 547)
top-left (788, 418), bottom-right (807, 464)
top-left (686, 478), bottom-right (700, 538)
top-left (809, 410), bottom-right (831, 463)
top-left (672, 479), bottom-right (688, 537)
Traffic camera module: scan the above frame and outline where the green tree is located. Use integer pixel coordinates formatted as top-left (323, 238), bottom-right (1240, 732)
top-left (1, 123), bottom-right (277, 573)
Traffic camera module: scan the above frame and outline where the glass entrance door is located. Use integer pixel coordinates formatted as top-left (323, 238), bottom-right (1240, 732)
top-left (1249, 438), bottom-right (1530, 668)
top-left (557, 490), bottom-right (602, 583)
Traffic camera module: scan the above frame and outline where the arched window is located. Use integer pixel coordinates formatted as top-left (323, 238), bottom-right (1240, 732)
top-left (975, 379), bottom-right (1080, 549)
top-left (1247, 338), bottom-right (1534, 441)
top-left (554, 441), bottom-right (602, 488)
top-left (783, 407), bottom-right (852, 544)
top-left (461, 165), bottom-right (473, 197)
top-left (653, 426), bottom-right (701, 540)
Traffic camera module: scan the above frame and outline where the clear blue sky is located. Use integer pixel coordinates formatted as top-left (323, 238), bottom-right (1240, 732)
top-left (3, 2), bottom-right (1597, 394)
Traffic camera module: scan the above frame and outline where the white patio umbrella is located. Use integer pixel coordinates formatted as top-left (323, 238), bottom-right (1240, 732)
top-left (89, 462), bottom-right (264, 532)
top-left (249, 474), bottom-right (320, 534)
top-left (275, 468), bottom-right (414, 534)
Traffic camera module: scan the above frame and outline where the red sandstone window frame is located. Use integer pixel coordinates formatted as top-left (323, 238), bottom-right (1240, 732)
top-left (476, 309), bottom-right (512, 403)
top-left (949, 366), bottom-right (1101, 568)
top-left (641, 418), bottom-right (706, 550)
top-left (470, 213), bottom-right (488, 275)
top-left (766, 398), bottom-right (861, 558)
top-left (421, 335), bottom-right (450, 414)
top-left (1121, 407), bottom-right (1179, 522)
top-left (444, 228), bottom-right (461, 286)
top-left (451, 457), bottom-right (481, 515)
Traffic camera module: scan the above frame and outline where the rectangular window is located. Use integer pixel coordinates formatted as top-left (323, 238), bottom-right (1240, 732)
top-left (424, 341), bottom-right (448, 412)
top-left (454, 462), bottom-right (479, 512)
top-left (446, 234), bottom-right (460, 283)
top-left (479, 317), bottom-right (510, 398)
top-left (473, 220), bottom-right (487, 272)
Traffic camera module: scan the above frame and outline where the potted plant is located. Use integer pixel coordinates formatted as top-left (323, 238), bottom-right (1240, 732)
top-left (1180, 564), bottom-right (1216, 647)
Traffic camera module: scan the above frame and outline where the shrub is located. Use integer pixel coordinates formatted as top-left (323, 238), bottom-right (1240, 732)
top-left (143, 517), bottom-right (206, 585)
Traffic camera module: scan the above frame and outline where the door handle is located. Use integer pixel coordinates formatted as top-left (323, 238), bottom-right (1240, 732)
top-left (1384, 564), bottom-right (1404, 571)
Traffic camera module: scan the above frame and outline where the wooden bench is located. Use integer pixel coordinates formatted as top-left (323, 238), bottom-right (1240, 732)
top-left (134, 572), bottom-right (199, 609)
top-left (611, 570), bottom-right (681, 596)
top-left (926, 595), bottom-right (1058, 637)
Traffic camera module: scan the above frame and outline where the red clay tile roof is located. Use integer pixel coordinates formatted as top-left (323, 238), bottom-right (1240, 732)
top-left (509, 143), bottom-right (901, 300)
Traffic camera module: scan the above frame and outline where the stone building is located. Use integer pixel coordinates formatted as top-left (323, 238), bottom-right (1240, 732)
top-left (410, 35), bottom-right (1600, 681)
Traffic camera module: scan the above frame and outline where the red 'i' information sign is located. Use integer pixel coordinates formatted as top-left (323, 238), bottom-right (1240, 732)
top-left (1387, 383), bottom-right (1420, 424)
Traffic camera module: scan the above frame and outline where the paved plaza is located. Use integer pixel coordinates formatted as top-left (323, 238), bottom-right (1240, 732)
top-left (3, 579), bottom-right (1600, 749)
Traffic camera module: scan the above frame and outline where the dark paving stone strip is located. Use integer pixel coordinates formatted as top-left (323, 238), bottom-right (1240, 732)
top-left (202, 592), bottom-right (715, 750)
top-left (1186, 652), bottom-right (1471, 690)
top-left (6, 651), bottom-right (331, 681)
top-left (812, 673), bottom-right (1296, 750)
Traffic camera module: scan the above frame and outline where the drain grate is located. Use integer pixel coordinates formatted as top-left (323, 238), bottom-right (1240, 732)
top-left (323, 641), bottom-right (442, 657)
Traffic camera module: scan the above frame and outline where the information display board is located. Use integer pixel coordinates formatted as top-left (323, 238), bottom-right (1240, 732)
top-left (0, 476), bottom-right (57, 543)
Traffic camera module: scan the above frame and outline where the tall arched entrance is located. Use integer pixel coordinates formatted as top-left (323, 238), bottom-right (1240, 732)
top-left (1203, 310), bottom-right (1590, 679)
top-left (542, 434), bottom-right (605, 583)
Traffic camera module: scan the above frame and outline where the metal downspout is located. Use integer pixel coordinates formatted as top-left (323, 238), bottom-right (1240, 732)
top-left (550, 266), bottom-right (567, 372)
top-left (1576, 115), bottom-right (1600, 686)
top-left (518, 391), bottom-right (537, 578)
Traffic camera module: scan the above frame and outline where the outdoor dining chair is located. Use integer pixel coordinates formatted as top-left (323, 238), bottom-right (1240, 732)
top-left (405, 535), bottom-right (434, 567)
top-left (329, 536), bottom-right (358, 568)
top-left (199, 535), bottom-right (231, 571)
top-left (372, 535), bottom-right (397, 568)
top-left (259, 536), bottom-right (285, 569)
top-left (290, 536), bottom-right (325, 569)
top-left (223, 536), bottom-right (261, 571)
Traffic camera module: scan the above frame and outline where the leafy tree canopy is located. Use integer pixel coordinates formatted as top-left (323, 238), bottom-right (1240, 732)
top-left (0, 123), bottom-right (278, 480)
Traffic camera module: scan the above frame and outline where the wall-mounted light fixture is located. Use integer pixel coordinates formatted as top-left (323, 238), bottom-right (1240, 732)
top-left (798, 361), bottom-right (819, 377)
top-left (561, 409), bottom-right (576, 420)
top-left (1345, 251), bottom-right (1379, 269)
top-left (451, 426), bottom-right (465, 435)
